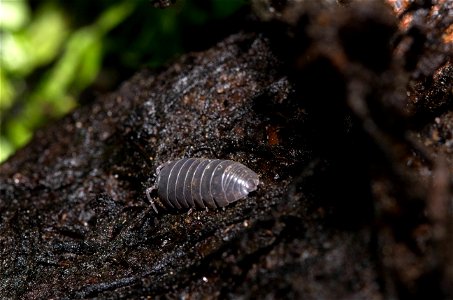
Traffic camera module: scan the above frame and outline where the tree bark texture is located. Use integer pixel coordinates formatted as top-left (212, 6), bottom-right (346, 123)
top-left (1, 1), bottom-right (452, 299)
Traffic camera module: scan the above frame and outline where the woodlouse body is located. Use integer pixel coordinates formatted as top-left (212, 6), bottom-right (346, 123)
top-left (146, 158), bottom-right (259, 213)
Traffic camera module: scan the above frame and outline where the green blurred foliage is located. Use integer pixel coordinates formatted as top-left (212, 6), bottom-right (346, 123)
top-left (0, 0), bottom-right (247, 163)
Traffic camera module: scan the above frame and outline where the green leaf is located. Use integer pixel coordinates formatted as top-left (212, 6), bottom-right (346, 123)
top-left (0, 0), bottom-right (30, 30)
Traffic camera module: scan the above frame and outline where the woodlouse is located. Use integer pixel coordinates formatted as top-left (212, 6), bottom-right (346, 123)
top-left (146, 158), bottom-right (259, 213)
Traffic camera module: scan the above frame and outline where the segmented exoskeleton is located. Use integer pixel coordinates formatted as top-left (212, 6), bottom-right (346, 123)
top-left (146, 158), bottom-right (259, 213)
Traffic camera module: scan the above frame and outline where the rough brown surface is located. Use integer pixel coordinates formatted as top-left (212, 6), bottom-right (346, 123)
top-left (1, 1), bottom-right (452, 299)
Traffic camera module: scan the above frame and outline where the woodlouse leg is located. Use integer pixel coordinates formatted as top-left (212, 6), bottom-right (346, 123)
top-left (146, 186), bottom-right (159, 214)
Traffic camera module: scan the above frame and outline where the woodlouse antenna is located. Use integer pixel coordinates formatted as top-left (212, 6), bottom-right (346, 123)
top-left (145, 186), bottom-right (159, 213)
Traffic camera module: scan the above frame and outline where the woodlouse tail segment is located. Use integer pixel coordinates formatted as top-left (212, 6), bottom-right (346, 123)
top-left (246, 179), bottom-right (259, 193)
top-left (146, 186), bottom-right (159, 214)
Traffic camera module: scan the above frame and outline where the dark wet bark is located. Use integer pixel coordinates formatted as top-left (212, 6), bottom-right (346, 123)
top-left (1, 1), bottom-right (452, 299)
